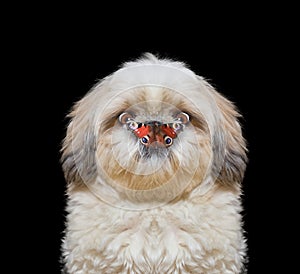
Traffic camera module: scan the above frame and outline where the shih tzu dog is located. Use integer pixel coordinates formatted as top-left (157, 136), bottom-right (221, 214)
top-left (61, 53), bottom-right (248, 273)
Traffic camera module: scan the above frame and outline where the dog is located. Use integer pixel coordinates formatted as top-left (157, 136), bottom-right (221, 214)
top-left (61, 53), bottom-right (248, 273)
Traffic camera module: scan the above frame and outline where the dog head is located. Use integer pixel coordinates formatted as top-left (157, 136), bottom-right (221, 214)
top-left (61, 53), bottom-right (247, 208)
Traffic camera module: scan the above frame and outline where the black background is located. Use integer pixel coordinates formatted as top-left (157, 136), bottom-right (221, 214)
top-left (10, 6), bottom-right (295, 273)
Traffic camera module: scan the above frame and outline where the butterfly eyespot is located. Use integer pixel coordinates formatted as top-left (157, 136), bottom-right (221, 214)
top-left (127, 121), bottom-right (138, 130)
top-left (119, 112), bottom-right (134, 124)
top-left (175, 112), bottom-right (190, 124)
top-left (140, 136), bottom-right (149, 145)
top-left (172, 123), bottom-right (182, 131)
top-left (164, 136), bottom-right (173, 146)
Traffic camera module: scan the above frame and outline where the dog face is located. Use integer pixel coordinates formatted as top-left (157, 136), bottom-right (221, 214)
top-left (61, 53), bottom-right (247, 208)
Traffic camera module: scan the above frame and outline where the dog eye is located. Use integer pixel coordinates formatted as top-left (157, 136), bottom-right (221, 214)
top-left (175, 112), bottom-right (190, 124)
top-left (119, 112), bottom-right (133, 124)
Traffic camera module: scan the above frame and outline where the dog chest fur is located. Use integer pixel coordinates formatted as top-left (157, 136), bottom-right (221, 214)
top-left (62, 187), bottom-right (246, 273)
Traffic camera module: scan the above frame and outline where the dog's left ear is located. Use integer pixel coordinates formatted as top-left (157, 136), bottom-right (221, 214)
top-left (210, 87), bottom-right (248, 189)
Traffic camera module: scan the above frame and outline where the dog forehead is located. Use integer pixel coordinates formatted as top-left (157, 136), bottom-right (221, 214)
top-left (144, 86), bottom-right (165, 101)
top-left (115, 86), bottom-right (178, 109)
top-left (125, 101), bottom-right (176, 123)
top-left (110, 62), bottom-right (198, 94)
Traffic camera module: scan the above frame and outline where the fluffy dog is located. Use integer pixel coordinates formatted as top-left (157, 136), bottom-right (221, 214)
top-left (61, 53), bottom-right (248, 273)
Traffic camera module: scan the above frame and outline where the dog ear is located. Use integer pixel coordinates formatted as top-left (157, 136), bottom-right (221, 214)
top-left (60, 92), bottom-right (98, 191)
top-left (210, 87), bottom-right (248, 189)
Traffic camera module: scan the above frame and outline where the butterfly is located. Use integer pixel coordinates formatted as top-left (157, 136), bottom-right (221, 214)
top-left (119, 112), bottom-right (189, 147)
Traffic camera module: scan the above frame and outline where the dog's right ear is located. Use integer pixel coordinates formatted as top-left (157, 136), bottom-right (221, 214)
top-left (209, 87), bottom-right (248, 190)
top-left (60, 93), bottom-right (98, 190)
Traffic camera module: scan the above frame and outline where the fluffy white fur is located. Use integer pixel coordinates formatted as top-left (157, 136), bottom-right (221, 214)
top-left (61, 53), bottom-right (248, 273)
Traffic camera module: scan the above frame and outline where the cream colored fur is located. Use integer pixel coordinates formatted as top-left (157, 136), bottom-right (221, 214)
top-left (61, 53), bottom-right (248, 273)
